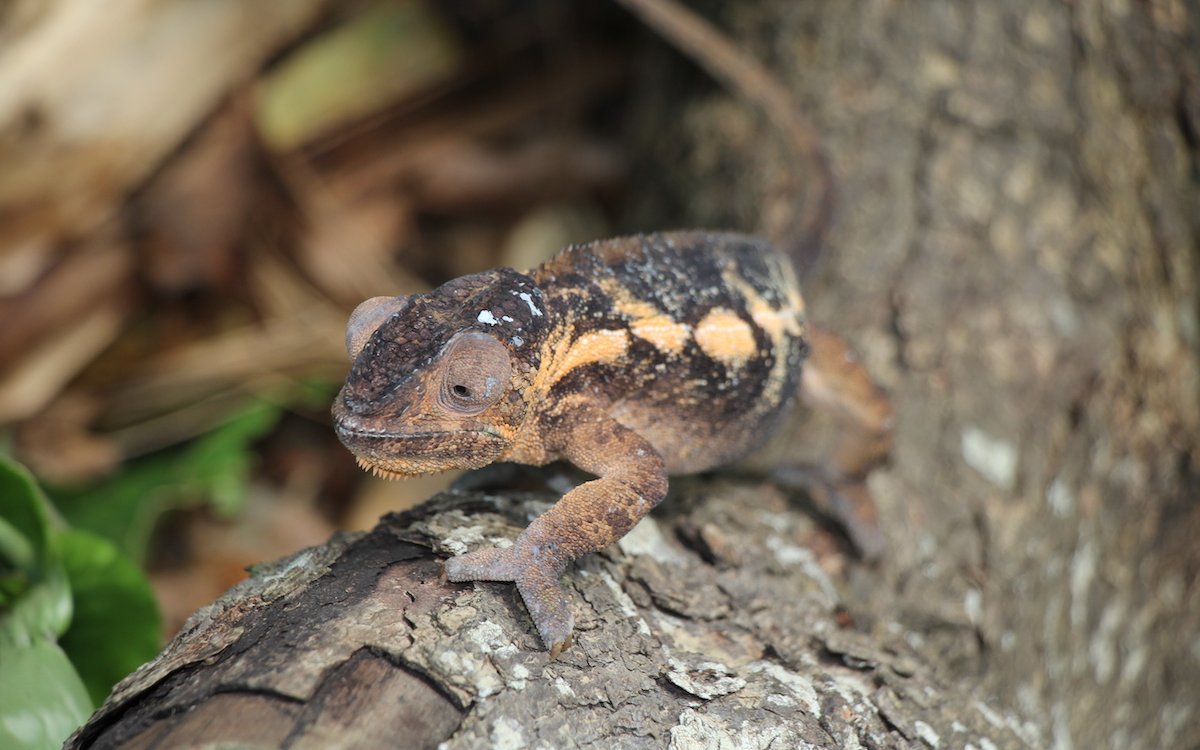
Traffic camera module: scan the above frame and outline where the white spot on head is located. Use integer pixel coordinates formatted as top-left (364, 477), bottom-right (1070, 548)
top-left (477, 310), bottom-right (499, 325)
top-left (516, 292), bottom-right (542, 316)
top-left (693, 307), bottom-right (755, 365)
top-left (630, 315), bottom-right (691, 355)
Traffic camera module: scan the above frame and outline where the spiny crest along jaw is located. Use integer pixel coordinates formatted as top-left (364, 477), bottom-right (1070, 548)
top-left (355, 456), bottom-right (422, 481)
top-left (339, 422), bottom-right (508, 478)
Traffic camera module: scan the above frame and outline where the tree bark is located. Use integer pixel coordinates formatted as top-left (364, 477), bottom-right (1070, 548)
top-left (68, 489), bottom-right (1032, 749)
top-left (627, 1), bottom-right (1200, 748)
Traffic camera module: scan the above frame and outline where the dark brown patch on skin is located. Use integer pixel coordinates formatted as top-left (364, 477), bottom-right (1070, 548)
top-left (333, 231), bottom-right (808, 653)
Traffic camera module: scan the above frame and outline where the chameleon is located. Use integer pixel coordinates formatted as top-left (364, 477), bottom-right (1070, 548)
top-left (332, 0), bottom-right (892, 655)
top-left (332, 231), bottom-right (890, 655)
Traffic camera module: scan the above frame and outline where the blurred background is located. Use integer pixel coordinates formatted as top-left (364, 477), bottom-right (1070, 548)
top-left (3, 1), bottom-right (1198, 748)
top-left (0, 0), bottom-right (681, 638)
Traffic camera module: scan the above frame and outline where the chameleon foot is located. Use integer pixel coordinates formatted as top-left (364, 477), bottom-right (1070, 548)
top-left (444, 537), bottom-right (575, 656)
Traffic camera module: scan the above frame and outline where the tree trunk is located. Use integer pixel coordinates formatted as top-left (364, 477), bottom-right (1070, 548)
top-left (628, 1), bottom-right (1199, 747)
top-left (66, 1), bottom-right (1199, 748)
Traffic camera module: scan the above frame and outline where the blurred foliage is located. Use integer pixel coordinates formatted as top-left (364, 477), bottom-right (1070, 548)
top-left (49, 400), bottom-right (285, 565)
top-left (0, 456), bottom-right (160, 750)
top-left (257, 1), bottom-right (462, 150)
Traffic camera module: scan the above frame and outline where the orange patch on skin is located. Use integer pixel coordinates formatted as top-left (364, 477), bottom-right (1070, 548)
top-left (750, 305), bottom-right (802, 342)
top-left (598, 277), bottom-right (659, 320)
top-left (785, 283), bottom-right (807, 318)
top-left (723, 270), bottom-right (804, 345)
top-left (630, 314), bottom-right (691, 354)
top-left (694, 308), bottom-right (756, 365)
top-left (719, 265), bottom-right (805, 409)
top-left (615, 297), bottom-right (659, 319)
top-left (549, 329), bottom-right (630, 385)
top-left (596, 276), bottom-right (693, 355)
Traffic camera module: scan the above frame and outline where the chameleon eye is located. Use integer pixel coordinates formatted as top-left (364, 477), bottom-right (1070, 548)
top-left (345, 296), bottom-right (408, 360)
top-left (439, 332), bottom-right (512, 414)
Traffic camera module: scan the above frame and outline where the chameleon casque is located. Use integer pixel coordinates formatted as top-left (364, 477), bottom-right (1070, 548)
top-left (332, 0), bottom-right (892, 656)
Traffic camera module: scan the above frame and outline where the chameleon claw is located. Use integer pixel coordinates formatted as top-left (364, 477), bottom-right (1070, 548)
top-left (444, 537), bottom-right (576, 655)
top-left (548, 630), bottom-right (574, 659)
top-left (515, 564), bottom-right (574, 656)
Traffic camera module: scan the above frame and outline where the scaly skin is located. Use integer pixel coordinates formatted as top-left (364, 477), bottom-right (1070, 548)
top-left (332, 232), bottom-right (814, 654)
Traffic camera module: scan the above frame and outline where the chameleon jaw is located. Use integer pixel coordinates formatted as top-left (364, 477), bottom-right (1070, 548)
top-left (342, 428), bottom-right (506, 479)
top-left (355, 457), bottom-right (421, 481)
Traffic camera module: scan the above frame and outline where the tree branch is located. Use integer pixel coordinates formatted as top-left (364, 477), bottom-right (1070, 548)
top-left (68, 485), bottom-right (1030, 749)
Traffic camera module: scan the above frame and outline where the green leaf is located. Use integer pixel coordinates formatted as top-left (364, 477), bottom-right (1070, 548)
top-left (49, 461), bottom-right (172, 569)
top-left (0, 563), bottom-right (72, 648)
top-left (0, 637), bottom-right (92, 750)
top-left (0, 516), bottom-right (35, 575)
top-left (0, 457), bottom-right (160, 732)
top-left (0, 457), bottom-right (52, 569)
top-left (0, 457), bottom-right (72, 645)
top-left (184, 400), bottom-right (281, 517)
top-left (56, 529), bottom-right (161, 706)
top-left (288, 376), bottom-right (340, 411)
top-left (256, 2), bottom-right (462, 150)
top-left (0, 517), bottom-right (34, 606)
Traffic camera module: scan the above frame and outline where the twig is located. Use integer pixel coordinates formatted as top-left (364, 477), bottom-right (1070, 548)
top-left (613, 0), bottom-right (834, 275)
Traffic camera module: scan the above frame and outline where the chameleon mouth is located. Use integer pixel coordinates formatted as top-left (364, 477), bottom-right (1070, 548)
top-left (355, 456), bottom-right (423, 481)
top-left (338, 425), bottom-right (506, 479)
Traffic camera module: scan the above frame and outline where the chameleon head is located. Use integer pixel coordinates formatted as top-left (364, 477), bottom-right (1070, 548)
top-left (331, 268), bottom-right (548, 478)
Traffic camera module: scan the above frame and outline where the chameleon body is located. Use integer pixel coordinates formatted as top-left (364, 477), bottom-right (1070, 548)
top-left (333, 231), bottom-right (808, 654)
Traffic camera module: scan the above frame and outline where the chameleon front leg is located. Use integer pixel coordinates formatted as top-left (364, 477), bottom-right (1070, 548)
top-left (444, 408), bottom-right (668, 656)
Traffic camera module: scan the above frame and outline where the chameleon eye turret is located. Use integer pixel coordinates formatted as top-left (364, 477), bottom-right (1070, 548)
top-left (344, 295), bottom-right (408, 360)
top-left (437, 331), bottom-right (513, 415)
